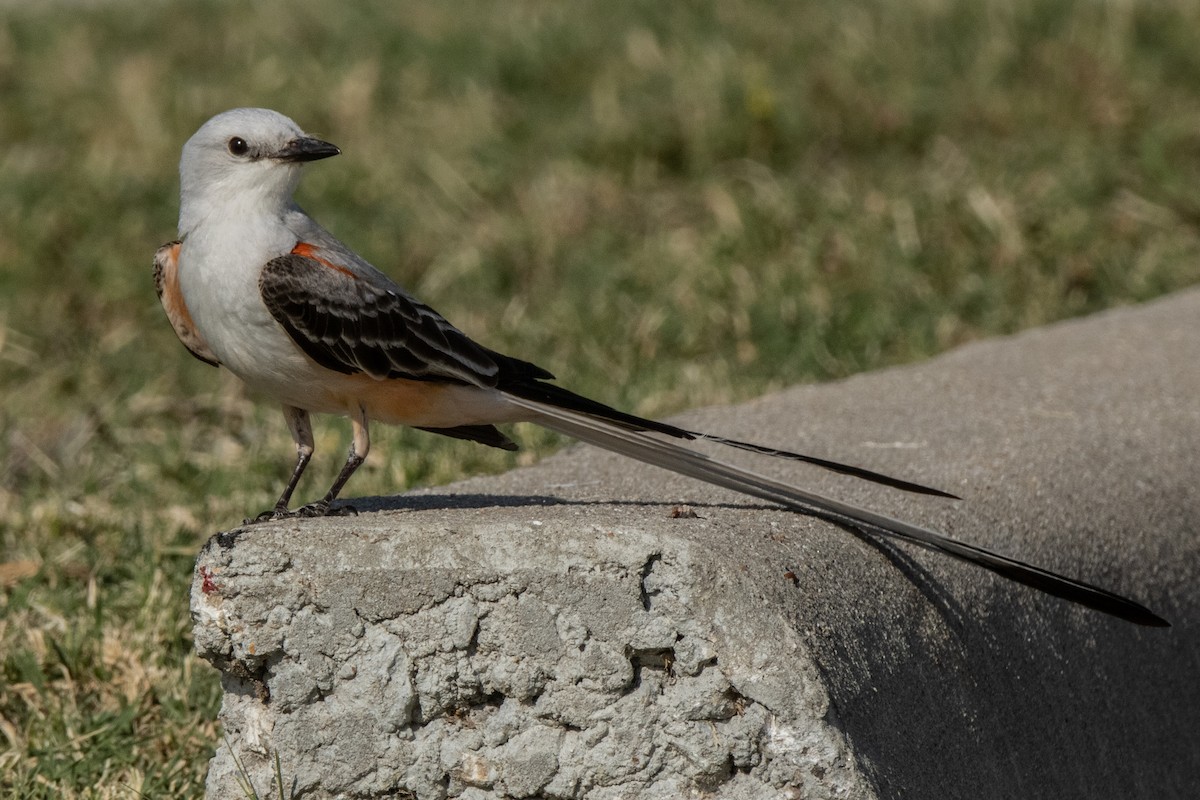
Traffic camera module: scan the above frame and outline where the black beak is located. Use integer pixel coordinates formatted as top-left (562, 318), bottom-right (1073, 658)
top-left (274, 136), bottom-right (341, 163)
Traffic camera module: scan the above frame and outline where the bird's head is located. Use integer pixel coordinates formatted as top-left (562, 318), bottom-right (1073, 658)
top-left (178, 108), bottom-right (339, 234)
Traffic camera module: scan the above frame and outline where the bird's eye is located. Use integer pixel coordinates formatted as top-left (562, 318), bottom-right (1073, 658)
top-left (227, 137), bottom-right (249, 156)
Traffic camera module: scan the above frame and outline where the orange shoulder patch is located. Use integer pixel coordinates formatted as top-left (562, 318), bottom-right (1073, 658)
top-left (291, 242), bottom-right (358, 279)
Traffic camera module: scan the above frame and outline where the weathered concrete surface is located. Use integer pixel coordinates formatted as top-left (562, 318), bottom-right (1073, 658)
top-left (194, 289), bottom-right (1200, 799)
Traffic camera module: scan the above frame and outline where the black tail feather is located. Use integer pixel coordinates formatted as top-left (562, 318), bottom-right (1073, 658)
top-left (502, 379), bottom-right (958, 498)
top-left (500, 389), bottom-right (1169, 628)
top-left (417, 424), bottom-right (519, 451)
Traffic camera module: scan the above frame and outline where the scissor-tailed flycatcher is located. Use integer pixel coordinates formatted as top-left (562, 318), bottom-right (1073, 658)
top-left (156, 108), bottom-right (1166, 626)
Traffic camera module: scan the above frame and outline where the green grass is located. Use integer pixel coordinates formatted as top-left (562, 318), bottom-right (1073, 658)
top-left (2, 0), bottom-right (1199, 796)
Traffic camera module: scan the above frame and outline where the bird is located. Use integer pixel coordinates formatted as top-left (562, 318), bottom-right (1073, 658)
top-left (155, 107), bottom-right (1167, 627)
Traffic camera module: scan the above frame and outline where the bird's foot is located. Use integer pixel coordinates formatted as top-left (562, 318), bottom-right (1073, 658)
top-left (296, 501), bottom-right (330, 518)
top-left (244, 506), bottom-right (291, 525)
top-left (294, 500), bottom-right (358, 517)
top-left (242, 502), bottom-right (357, 525)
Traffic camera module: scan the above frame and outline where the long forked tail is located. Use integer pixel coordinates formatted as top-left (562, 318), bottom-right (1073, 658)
top-left (502, 379), bottom-right (959, 498)
top-left (501, 391), bottom-right (1169, 628)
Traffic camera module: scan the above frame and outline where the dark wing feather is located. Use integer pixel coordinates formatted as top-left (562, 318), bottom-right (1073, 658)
top-left (260, 253), bottom-right (533, 387)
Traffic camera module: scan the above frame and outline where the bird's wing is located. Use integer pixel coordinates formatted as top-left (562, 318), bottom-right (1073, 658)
top-left (153, 240), bottom-right (220, 367)
top-left (258, 241), bottom-right (549, 387)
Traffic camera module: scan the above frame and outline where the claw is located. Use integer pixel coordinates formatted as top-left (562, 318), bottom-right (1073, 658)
top-left (297, 501), bottom-right (328, 518)
top-left (241, 501), bottom-right (358, 525)
top-left (244, 505), bottom-right (292, 525)
top-left (296, 501), bottom-right (358, 517)
top-left (294, 501), bottom-right (357, 518)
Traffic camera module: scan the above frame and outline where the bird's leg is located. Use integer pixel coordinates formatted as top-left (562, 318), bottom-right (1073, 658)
top-left (247, 406), bottom-right (314, 524)
top-left (296, 404), bottom-right (369, 518)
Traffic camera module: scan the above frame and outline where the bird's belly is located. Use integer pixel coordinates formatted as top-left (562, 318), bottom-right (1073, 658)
top-left (217, 324), bottom-right (330, 406)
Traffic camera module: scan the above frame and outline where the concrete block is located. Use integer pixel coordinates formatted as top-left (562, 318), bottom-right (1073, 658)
top-left (194, 290), bottom-right (1199, 799)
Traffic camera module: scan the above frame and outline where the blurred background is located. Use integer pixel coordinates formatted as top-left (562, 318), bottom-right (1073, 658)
top-left (2, 0), bottom-right (1199, 795)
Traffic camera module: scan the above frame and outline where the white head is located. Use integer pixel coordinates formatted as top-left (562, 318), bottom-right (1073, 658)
top-left (178, 108), bottom-right (339, 236)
